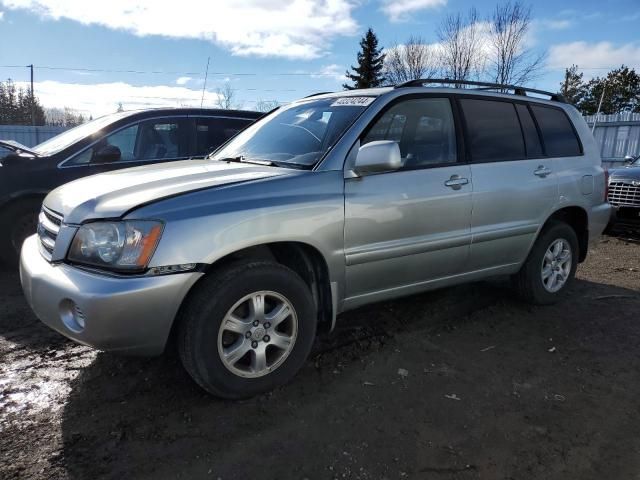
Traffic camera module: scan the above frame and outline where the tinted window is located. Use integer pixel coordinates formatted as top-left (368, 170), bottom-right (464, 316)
top-left (69, 118), bottom-right (190, 165)
top-left (515, 104), bottom-right (543, 157)
top-left (195, 117), bottom-right (251, 156)
top-left (363, 98), bottom-right (457, 168)
top-left (531, 105), bottom-right (581, 157)
top-left (460, 99), bottom-right (525, 162)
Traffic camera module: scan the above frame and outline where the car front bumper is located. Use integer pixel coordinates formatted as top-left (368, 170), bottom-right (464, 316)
top-left (609, 205), bottom-right (640, 228)
top-left (20, 235), bottom-right (203, 356)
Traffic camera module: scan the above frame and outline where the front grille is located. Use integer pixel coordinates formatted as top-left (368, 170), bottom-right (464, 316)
top-left (608, 181), bottom-right (640, 207)
top-left (37, 206), bottom-right (63, 261)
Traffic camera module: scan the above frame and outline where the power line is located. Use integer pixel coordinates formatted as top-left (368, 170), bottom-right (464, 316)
top-left (0, 64), bottom-right (343, 77)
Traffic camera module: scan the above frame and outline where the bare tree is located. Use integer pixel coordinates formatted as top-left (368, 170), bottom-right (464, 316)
top-left (487, 1), bottom-right (544, 86)
top-left (384, 36), bottom-right (440, 85)
top-left (437, 8), bottom-right (484, 86)
top-left (255, 99), bottom-right (280, 113)
top-left (215, 83), bottom-right (243, 110)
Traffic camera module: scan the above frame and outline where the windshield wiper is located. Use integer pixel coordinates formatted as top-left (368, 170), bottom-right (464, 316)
top-left (215, 155), bottom-right (245, 163)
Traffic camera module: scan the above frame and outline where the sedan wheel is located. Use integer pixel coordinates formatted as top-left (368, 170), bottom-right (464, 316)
top-left (541, 238), bottom-right (572, 293)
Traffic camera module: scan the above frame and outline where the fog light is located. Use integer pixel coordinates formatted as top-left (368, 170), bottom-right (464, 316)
top-left (59, 299), bottom-right (86, 333)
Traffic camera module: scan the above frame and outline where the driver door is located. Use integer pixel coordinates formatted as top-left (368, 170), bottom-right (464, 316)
top-left (343, 97), bottom-right (472, 303)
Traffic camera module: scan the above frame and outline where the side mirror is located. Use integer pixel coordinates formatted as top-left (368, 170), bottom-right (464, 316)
top-left (624, 155), bottom-right (635, 165)
top-left (353, 140), bottom-right (402, 175)
top-left (94, 145), bottom-right (121, 163)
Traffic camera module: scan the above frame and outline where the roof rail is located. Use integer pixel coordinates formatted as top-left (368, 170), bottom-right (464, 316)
top-left (394, 78), bottom-right (566, 103)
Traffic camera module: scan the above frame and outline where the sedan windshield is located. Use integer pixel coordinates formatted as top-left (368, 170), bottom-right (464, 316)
top-left (210, 97), bottom-right (375, 168)
top-left (33, 111), bottom-right (133, 156)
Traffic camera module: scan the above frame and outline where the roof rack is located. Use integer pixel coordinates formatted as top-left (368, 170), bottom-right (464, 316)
top-left (303, 91), bottom-right (334, 98)
top-left (394, 78), bottom-right (566, 103)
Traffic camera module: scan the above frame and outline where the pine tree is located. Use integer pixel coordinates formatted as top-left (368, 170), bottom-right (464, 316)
top-left (580, 66), bottom-right (640, 115)
top-left (560, 65), bottom-right (585, 106)
top-left (0, 79), bottom-right (45, 125)
top-left (343, 28), bottom-right (386, 90)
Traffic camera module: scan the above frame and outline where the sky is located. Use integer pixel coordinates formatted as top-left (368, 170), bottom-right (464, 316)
top-left (0, 0), bottom-right (638, 117)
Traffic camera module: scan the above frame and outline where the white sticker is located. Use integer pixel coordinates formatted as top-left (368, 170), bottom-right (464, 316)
top-left (331, 96), bottom-right (375, 107)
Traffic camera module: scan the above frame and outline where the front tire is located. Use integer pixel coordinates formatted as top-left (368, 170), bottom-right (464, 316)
top-left (0, 199), bottom-right (41, 266)
top-left (513, 221), bottom-right (579, 305)
top-left (177, 261), bottom-right (317, 399)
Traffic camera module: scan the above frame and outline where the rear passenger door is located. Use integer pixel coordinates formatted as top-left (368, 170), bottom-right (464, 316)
top-left (192, 117), bottom-right (254, 157)
top-left (460, 98), bottom-right (559, 271)
top-left (344, 97), bottom-right (472, 301)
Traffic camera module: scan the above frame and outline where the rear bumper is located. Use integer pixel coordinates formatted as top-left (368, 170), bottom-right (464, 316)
top-left (20, 235), bottom-right (202, 356)
top-left (589, 202), bottom-right (612, 245)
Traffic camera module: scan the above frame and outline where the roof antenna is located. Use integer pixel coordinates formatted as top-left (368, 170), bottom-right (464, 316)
top-left (200, 56), bottom-right (210, 108)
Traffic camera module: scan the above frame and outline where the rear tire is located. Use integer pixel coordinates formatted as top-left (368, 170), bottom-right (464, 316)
top-left (177, 261), bottom-right (317, 399)
top-left (512, 221), bottom-right (579, 305)
top-left (0, 199), bottom-right (42, 266)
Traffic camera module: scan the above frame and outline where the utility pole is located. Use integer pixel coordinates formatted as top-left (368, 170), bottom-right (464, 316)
top-left (592, 82), bottom-right (607, 134)
top-left (201, 57), bottom-right (210, 108)
top-left (29, 64), bottom-right (35, 126)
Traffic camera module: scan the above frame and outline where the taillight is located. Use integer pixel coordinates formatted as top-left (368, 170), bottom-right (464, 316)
top-left (604, 168), bottom-right (610, 202)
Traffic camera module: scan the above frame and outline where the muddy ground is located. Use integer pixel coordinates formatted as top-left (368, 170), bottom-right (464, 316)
top-left (1, 235), bottom-right (640, 480)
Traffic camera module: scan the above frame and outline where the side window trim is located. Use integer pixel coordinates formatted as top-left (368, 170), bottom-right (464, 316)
top-left (356, 93), bottom-right (465, 173)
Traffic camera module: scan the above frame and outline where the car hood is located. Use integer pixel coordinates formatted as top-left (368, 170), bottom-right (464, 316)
top-left (609, 166), bottom-right (640, 181)
top-left (45, 159), bottom-right (296, 224)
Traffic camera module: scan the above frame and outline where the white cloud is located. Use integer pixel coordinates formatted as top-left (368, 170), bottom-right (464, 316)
top-left (19, 80), bottom-right (222, 117)
top-left (0, 10), bottom-right (4, 19)
top-left (380, 0), bottom-right (446, 22)
top-left (548, 41), bottom-right (640, 73)
top-left (312, 64), bottom-right (346, 82)
top-left (539, 19), bottom-right (572, 30)
top-left (175, 76), bottom-right (192, 85)
top-left (0, 0), bottom-right (359, 59)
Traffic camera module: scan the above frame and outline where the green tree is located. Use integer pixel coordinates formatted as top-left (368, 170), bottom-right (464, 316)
top-left (560, 65), bottom-right (586, 106)
top-left (580, 66), bottom-right (640, 115)
top-left (343, 28), bottom-right (386, 90)
top-left (0, 79), bottom-right (45, 125)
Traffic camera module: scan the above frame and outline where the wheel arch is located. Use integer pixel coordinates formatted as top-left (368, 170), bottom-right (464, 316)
top-left (542, 206), bottom-right (589, 262)
top-left (169, 241), bottom-right (335, 350)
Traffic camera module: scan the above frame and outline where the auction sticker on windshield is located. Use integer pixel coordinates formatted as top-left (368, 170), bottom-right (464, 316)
top-left (331, 97), bottom-right (375, 107)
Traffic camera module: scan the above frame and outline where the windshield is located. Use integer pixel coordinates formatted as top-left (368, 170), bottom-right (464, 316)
top-left (210, 96), bottom-right (375, 167)
top-left (33, 111), bottom-right (133, 156)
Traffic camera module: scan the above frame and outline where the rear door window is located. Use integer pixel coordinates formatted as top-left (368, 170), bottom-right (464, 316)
top-left (194, 117), bottom-right (253, 156)
top-left (530, 105), bottom-right (582, 157)
top-left (460, 98), bottom-right (525, 162)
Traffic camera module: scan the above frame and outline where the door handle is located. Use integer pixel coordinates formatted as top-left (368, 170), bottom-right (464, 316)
top-left (444, 175), bottom-right (469, 190)
top-left (534, 165), bottom-right (552, 178)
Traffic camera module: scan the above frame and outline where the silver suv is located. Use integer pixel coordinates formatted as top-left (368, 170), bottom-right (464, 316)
top-left (20, 80), bottom-right (611, 398)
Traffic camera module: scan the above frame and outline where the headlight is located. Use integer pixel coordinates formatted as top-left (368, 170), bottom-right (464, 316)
top-left (68, 220), bottom-right (163, 272)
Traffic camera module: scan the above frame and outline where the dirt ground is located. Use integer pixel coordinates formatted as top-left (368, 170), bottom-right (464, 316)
top-left (1, 235), bottom-right (640, 480)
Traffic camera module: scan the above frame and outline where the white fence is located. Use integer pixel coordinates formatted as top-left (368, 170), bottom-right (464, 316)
top-left (0, 125), bottom-right (69, 148)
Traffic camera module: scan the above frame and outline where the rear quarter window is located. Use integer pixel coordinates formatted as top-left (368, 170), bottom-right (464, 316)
top-left (530, 105), bottom-right (582, 157)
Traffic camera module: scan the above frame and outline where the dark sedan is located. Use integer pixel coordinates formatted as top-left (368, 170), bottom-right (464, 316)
top-left (608, 154), bottom-right (640, 230)
top-left (0, 108), bottom-right (262, 263)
